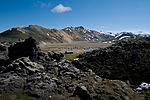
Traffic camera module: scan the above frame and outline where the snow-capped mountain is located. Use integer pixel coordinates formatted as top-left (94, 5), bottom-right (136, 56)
top-left (134, 31), bottom-right (150, 37)
top-left (114, 31), bottom-right (150, 41)
top-left (115, 32), bottom-right (136, 40)
top-left (63, 26), bottom-right (114, 42)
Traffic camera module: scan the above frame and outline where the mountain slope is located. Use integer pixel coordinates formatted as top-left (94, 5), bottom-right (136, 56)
top-left (63, 26), bottom-right (114, 41)
top-left (0, 25), bottom-right (73, 43)
top-left (0, 25), bottom-right (114, 43)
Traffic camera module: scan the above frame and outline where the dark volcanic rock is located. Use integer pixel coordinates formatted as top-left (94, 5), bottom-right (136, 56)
top-left (48, 51), bottom-right (64, 62)
top-left (8, 37), bottom-right (40, 61)
top-left (3, 57), bottom-right (44, 76)
top-left (0, 44), bottom-right (7, 51)
top-left (74, 37), bottom-right (150, 85)
top-left (0, 43), bottom-right (8, 66)
top-left (74, 85), bottom-right (92, 100)
top-left (0, 37), bottom-right (136, 100)
top-left (25, 74), bottom-right (58, 99)
top-left (0, 59), bottom-right (7, 68)
top-left (0, 75), bottom-right (25, 93)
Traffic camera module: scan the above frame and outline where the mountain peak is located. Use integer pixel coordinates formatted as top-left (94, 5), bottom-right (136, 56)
top-left (11, 27), bottom-right (22, 31)
top-left (76, 26), bottom-right (84, 29)
top-left (28, 25), bottom-right (42, 28)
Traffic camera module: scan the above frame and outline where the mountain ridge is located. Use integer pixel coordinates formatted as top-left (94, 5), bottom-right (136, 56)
top-left (0, 25), bottom-right (73, 43)
top-left (0, 25), bottom-right (114, 43)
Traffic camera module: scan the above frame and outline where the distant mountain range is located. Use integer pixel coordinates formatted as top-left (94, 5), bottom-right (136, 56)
top-left (0, 25), bottom-right (149, 43)
top-left (0, 25), bottom-right (114, 44)
top-left (114, 32), bottom-right (150, 41)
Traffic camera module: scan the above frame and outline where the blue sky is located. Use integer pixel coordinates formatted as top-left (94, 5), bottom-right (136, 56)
top-left (0, 0), bottom-right (150, 33)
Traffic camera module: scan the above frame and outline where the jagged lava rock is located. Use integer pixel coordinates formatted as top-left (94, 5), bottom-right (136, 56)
top-left (74, 85), bottom-right (92, 100)
top-left (3, 57), bottom-right (44, 76)
top-left (8, 37), bottom-right (40, 61)
top-left (75, 37), bottom-right (150, 85)
top-left (0, 37), bottom-right (135, 100)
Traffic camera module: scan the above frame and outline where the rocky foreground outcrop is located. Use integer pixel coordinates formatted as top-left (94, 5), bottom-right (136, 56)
top-left (0, 37), bottom-right (135, 100)
top-left (73, 37), bottom-right (150, 86)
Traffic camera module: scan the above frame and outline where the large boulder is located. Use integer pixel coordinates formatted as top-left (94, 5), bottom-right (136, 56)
top-left (48, 51), bottom-right (64, 62)
top-left (8, 37), bottom-right (40, 61)
top-left (74, 85), bottom-right (92, 100)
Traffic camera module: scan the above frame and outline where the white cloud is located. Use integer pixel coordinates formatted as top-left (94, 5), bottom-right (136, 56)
top-left (51, 4), bottom-right (72, 13)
